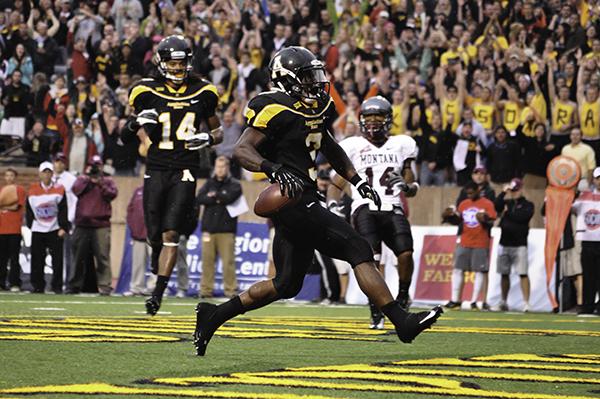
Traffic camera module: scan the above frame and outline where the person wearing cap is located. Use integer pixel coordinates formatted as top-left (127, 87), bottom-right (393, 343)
top-left (68, 155), bottom-right (117, 295)
top-left (0, 168), bottom-right (27, 292)
top-left (62, 117), bottom-right (98, 175)
top-left (494, 178), bottom-right (535, 312)
top-left (449, 120), bottom-right (484, 186)
top-left (571, 167), bottom-right (600, 315)
top-left (52, 152), bottom-right (78, 279)
top-left (455, 166), bottom-right (496, 206)
top-left (443, 181), bottom-right (497, 311)
top-left (25, 162), bottom-right (69, 294)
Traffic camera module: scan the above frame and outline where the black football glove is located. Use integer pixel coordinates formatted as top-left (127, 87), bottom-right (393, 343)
top-left (356, 180), bottom-right (382, 210)
top-left (271, 164), bottom-right (304, 199)
top-left (185, 132), bottom-right (213, 150)
top-left (134, 109), bottom-right (159, 127)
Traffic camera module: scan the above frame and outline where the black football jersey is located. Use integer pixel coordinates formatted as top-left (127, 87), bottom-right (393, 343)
top-left (129, 77), bottom-right (218, 172)
top-left (245, 90), bottom-right (337, 185)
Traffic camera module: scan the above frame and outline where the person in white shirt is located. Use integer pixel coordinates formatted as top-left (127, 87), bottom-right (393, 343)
top-left (572, 167), bottom-right (600, 315)
top-left (52, 152), bottom-right (77, 284)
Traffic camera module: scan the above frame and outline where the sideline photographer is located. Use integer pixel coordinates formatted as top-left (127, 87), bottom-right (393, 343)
top-left (494, 178), bottom-right (534, 312)
top-left (67, 155), bottom-right (118, 295)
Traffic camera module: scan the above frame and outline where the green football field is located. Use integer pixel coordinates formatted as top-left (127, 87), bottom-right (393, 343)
top-left (0, 293), bottom-right (599, 399)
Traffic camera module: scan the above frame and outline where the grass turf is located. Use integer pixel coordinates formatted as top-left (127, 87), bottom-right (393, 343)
top-left (0, 293), bottom-right (599, 399)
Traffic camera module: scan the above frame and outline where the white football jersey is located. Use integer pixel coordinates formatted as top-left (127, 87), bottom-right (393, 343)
top-left (338, 135), bottom-right (418, 214)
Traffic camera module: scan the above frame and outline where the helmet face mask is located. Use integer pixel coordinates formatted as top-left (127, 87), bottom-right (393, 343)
top-left (156, 36), bottom-right (193, 84)
top-left (359, 96), bottom-right (392, 145)
top-left (269, 47), bottom-right (330, 102)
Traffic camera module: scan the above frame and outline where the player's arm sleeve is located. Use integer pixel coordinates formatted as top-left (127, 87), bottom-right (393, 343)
top-left (200, 85), bottom-right (219, 119)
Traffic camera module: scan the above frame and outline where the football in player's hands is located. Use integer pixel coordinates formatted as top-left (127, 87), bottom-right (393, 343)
top-left (254, 183), bottom-right (301, 217)
top-left (135, 109), bottom-right (159, 126)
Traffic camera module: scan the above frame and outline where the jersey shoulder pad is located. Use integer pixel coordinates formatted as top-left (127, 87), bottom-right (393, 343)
top-left (128, 79), bottom-right (160, 108)
top-left (245, 92), bottom-right (292, 129)
top-left (389, 135), bottom-right (418, 160)
top-left (339, 136), bottom-right (365, 152)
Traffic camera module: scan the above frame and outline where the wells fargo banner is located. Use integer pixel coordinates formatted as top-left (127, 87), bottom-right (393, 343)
top-left (413, 235), bottom-right (459, 301)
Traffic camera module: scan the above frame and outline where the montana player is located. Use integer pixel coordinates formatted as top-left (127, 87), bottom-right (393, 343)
top-left (192, 46), bottom-right (442, 356)
top-left (328, 96), bottom-right (419, 329)
top-left (120, 35), bottom-right (222, 315)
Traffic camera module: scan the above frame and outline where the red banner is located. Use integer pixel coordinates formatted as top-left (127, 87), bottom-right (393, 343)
top-left (414, 235), bottom-right (475, 301)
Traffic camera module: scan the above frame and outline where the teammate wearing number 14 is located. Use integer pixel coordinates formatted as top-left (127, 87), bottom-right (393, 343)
top-left (120, 35), bottom-right (222, 315)
top-left (328, 96), bottom-right (419, 329)
top-left (192, 46), bottom-right (442, 356)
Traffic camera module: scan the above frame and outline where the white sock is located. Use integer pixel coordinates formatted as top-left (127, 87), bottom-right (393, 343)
top-left (451, 269), bottom-right (463, 302)
top-left (471, 272), bottom-right (484, 303)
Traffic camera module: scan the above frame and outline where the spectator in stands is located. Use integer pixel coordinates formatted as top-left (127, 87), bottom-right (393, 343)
top-left (215, 102), bottom-right (244, 178)
top-left (125, 185), bottom-right (153, 296)
top-left (111, 0), bottom-right (144, 38)
top-left (455, 166), bottom-right (496, 205)
top-left (495, 178), bottom-right (535, 312)
top-left (561, 127), bottom-right (596, 189)
top-left (485, 126), bottom-right (521, 185)
top-left (26, 161), bottom-right (68, 294)
top-left (444, 181), bottom-right (496, 311)
top-left (572, 167), bottom-right (600, 315)
top-left (63, 118), bottom-right (98, 175)
top-left (0, 168), bottom-right (26, 292)
top-left (5, 43), bottom-right (34, 86)
top-left (52, 152), bottom-right (77, 281)
top-left (22, 120), bottom-right (52, 167)
top-left (1, 69), bottom-right (32, 139)
top-left (451, 120), bottom-right (482, 186)
top-left (419, 113), bottom-right (451, 186)
top-left (196, 156), bottom-right (242, 298)
top-left (31, 20), bottom-right (59, 78)
top-left (515, 122), bottom-right (559, 189)
top-left (68, 155), bottom-right (117, 295)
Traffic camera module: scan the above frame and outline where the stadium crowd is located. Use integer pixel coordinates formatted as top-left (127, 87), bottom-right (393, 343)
top-left (0, 0), bottom-right (599, 313)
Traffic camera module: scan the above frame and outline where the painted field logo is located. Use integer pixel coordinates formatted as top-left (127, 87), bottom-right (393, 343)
top-left (1, 353), bottom-right (599, 399)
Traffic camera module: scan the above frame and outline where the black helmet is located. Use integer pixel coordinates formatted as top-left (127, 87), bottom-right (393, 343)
top-left (155, 35), bottom-right (193, 83)
top-left (359, 96), bottom-right (392, 145)
top-left (268, 46), bottom-right (330, 100)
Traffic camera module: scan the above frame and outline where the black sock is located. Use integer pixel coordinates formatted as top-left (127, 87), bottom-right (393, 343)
top-left (153, 276), bottom-right (169, 298)
top-left (369, 300), bottom-right (381, 316)
top-left (210, 295), bottom-right (245, 328)
top-left (399, 281), bottom-right (411, 291)
top-left (381, 300), bottom-right (408, 326)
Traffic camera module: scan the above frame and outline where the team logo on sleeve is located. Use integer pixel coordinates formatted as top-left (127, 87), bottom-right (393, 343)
top-left (462, 207), bottom-right (481, 228)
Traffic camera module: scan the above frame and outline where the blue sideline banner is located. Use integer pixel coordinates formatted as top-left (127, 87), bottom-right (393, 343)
top-left (115, 222), bottom-right (273, 297)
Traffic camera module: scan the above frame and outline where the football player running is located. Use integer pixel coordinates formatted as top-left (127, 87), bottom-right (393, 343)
top-left (327, 96), bottom-right (419, 329)
top-left (120, 35), bottom-right (222, 315)
top-left (192, 46), bottom-right (442, 356)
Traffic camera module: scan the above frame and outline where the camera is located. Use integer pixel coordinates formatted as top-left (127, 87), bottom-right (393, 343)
top-left (88, 164), bottom-right (101, 176)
